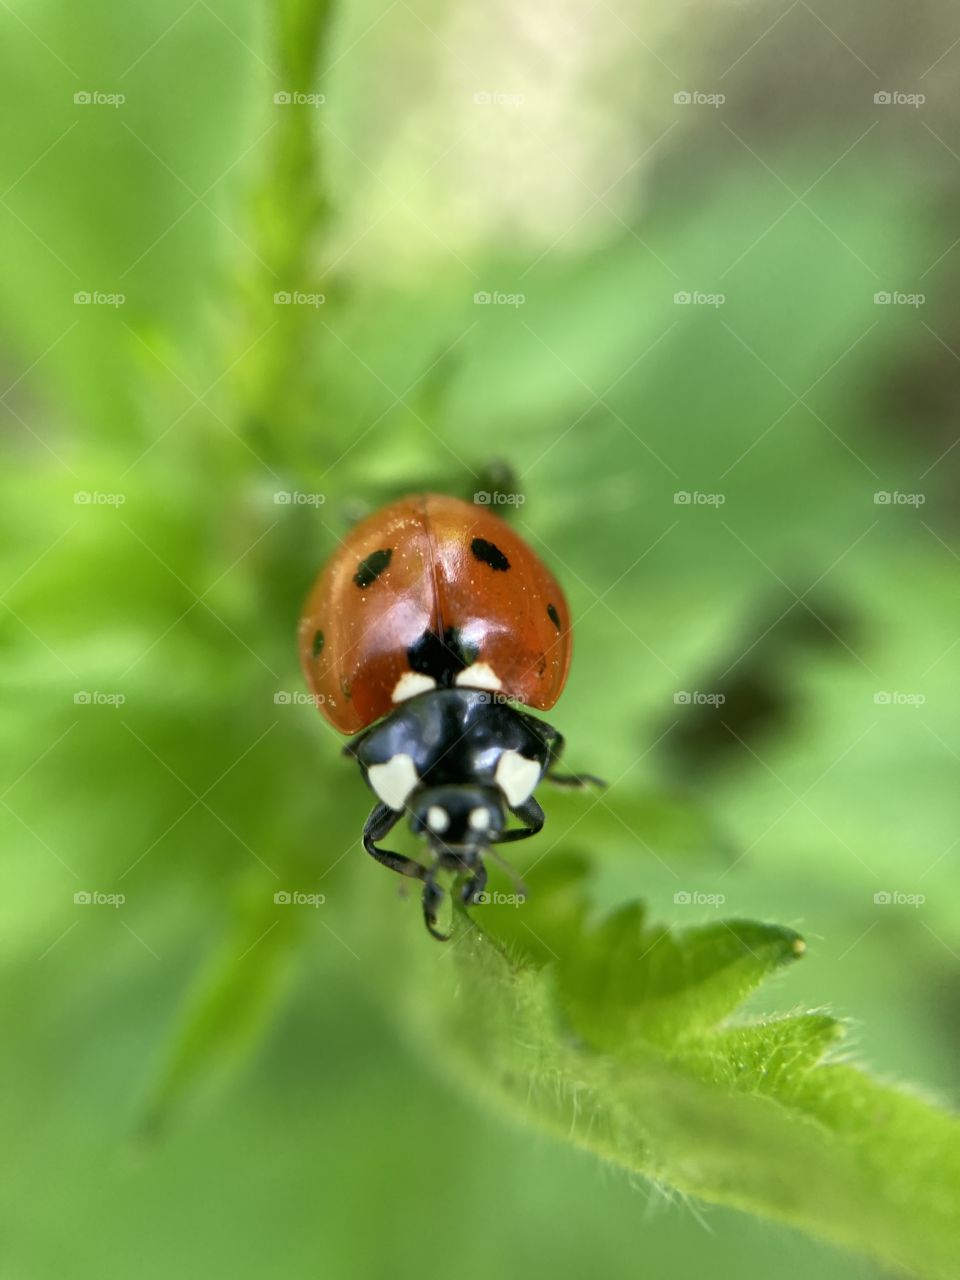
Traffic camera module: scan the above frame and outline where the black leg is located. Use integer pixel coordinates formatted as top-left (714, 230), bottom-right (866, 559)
top-left (459, 861), bottom-right (488, 906)
top-left (422, 877), bottom-right (450, 941)
top-left (545, 769), bottom-right (607, 789)
top-left (363, 805), bottom-right (452, 941)
top-left (362, 802), bottom-right (427, 880)
top-left (530, 722), bottom-right (606, 789)
top-left (493, 795), bottom-right (545, 844)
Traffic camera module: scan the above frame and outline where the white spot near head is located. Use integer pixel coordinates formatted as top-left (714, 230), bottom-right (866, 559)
top-left (495, 750), bottom-right (542, 807)
top-left (426, 805), bottom-right (449, 833)
top-left (468, 807), bottom-right (491, 832)
top-left (455, 662), bottom-right (502, 692)
top-left (391, 671), bottom-right (437, 703)
top-left (367, 753), bottom-right (418, 811)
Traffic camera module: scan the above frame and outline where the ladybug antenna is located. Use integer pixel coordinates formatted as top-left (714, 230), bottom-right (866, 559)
top-left (483, 845), bottom-right (528, 901)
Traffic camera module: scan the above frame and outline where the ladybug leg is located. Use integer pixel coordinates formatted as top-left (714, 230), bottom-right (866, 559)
top-left (545, 769), bottom-right (607, 789)
top-left (539, 727), bottom-right (607, 789)
top-left (459, 860), bottom-right (487, 906)
top-left (362, 802), bottom-right (428, 881)
top-left (362, 805), bottom-right (450, 940)
top-left (493, 795), bottom-right (545, 844)
top-left (422, 876), bottom-right (451, 941)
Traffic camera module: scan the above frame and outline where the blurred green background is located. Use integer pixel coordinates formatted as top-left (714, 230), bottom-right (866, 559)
top-left (2, 0), bottom-right (958, 1275)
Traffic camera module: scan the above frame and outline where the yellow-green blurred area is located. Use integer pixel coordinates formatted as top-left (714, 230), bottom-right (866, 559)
top-left (2, 0), bottom-right (959, 1275)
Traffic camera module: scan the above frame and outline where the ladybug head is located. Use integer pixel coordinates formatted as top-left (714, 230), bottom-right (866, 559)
top-left (409, 783), bottom-right (505, 859)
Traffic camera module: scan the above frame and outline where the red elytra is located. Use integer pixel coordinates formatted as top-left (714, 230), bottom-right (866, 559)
top-left (298, 493), bottom-right (572, 735)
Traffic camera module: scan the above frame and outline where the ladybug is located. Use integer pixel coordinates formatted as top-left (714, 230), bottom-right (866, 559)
top-left (298, 493), bottom-right (602, 940)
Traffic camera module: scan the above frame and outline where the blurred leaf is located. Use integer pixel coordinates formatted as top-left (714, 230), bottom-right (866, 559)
top-left (138, 882), bottom-right (299, 1137)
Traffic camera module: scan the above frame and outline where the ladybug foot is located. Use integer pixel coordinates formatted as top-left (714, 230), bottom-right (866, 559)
top-left (422, 880), bottom-right (451, 941)
top-left (459, 865), bottom-right (488, 907)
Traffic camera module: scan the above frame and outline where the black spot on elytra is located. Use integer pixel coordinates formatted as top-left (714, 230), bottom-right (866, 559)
top-left (470, 537), bottom-right (510, 572)
top-left (407, 627), bottom-right (479, 687)
top-left (546, 603), bottom-right (561, 631)
top-left (353, 548), bottom-right (392, 588)
top-left (311, 629), bottom-right (325, 658)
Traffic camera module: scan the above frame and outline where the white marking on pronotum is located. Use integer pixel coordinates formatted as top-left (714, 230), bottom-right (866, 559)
top-left (469, 807), bottom-right (491, 831)
top-left (391, 671), bottom-right (436, 703)
top-left (367, 753), bottom-right (419, 810)
top-left (495, 750), bottom-right (541, 807)
top-left (426, 805), bottom-right (449, 833)
top-left (455, 662), bottom-right (502, 692)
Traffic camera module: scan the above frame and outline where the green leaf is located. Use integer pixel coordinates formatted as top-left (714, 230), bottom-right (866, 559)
top-left (561, 908), bottom-right (807, 1050)
top-left (371, 868), bottom-right (960, 1280)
